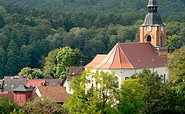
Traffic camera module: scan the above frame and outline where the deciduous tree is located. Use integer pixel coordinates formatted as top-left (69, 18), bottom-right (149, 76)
top-left (118, 78), bottom-right (145, 113)
top-left (55, 46), bottom-right (83, 79)
top-left (64, 68), bottom-right (119, 113)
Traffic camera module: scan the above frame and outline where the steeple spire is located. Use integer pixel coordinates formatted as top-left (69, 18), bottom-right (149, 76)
top-left (148, 0), bottom-right (158, 7)
top-left (142, 0), bottom-right (163, 26)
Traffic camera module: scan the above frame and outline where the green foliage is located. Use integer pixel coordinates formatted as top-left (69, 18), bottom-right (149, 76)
top-left (18, 67), bottom-right (44, 79)
top-left (0, 2), bottom-right (183, 77)
top-left (0, 97), bottom-right (20, 114)
top-left (167, 22), bottom-right (185, 52)
top-left (168, 46), bottom-right (185, 84)
top-left (10, 109), bottom-right (25, 114)
top-left (64, 68), bottom-right (119, 113)
top-left (118, 78), bottom-right (145, 113)
top-left (55, 46), bottom-right (83, 79)
top-left (137, 69), bottom-right (185, 113)
top-left (5, 40), bottom-right (20, 75)
top-left (0, 46), bottom-right (6, 78)
top-left (23, 97), bottom-right (65, 114)
top-left (1, 0), bottom-right (185, 16)
top-left (43, 48), bottom-right (60, 78)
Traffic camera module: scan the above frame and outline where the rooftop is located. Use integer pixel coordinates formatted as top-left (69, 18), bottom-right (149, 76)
top-left (37, 86), bottom-right (67, 103)
top-left (85, 43), bottom-right (166, 69)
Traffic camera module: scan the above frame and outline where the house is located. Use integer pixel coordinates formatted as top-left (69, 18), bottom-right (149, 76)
top-left (63, 76), bottom-right (73, 94)
top-left (35, 86), bottom-right (68, 104)
top-left (13, 85), bottom-right (35, 106)
top-left (63, 66), bottom-right (84, 94)
top-left (85, 0), bottom-right (169, 86)
top-left (26, 79), bottom-right (65, 87)
top-left (68, 66), bottom-right (84, 76)
top-left (3, 76), bottom-right (28, 92)
top-left (45, 79), bottom-right (65, 86)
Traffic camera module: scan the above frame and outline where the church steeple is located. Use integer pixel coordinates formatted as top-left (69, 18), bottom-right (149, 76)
top-left (140, 0), bottom-right (168, 62)
top-left (142, 0), bottom-right (163, 26)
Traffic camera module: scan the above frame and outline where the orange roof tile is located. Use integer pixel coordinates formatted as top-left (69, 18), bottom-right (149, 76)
top-left (85, 43), bottom-right (166, 69)
top-left (37, 86), bottom-right (67, 103)
top-left (26, 79), bottom-right (46, 87)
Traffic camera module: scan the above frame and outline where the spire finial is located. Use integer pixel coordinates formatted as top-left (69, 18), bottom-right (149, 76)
top-left (148, 0), bottom-right (158, 7)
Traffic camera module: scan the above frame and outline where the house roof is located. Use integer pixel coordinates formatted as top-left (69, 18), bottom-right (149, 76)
top-left (37, 86), bottom-right (67, 103)
top-left (13, 85), bottom-right (35, 92)
top-left (26, 79), bottom-right (46, 87)
top-left (45, 79), bottom-right (64, 86)
top-left (26, 79), bottom-right (64, 87)
top-left (85, 43), bottom-right (166, 69)
top-left (69, 66), bottom-right (84, 76)
top-left (0, 93), bottom-right (14, 99)
top-left (3, 76), bottom-right (28, 92)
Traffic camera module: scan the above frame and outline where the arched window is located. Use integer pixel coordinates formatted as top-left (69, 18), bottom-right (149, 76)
top-left (125, 77), bottom-right (129, 80)
top-left (147, 35), bottom-right (152, 42)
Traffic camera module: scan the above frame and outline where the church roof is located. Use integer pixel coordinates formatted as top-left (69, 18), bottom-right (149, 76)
top-left (85, 43), bottom-right (166, 69)
top-left (142, 13), bottom-right (163, 26)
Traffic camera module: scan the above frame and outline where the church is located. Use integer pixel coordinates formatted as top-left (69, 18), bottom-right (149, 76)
top-left (85, 0), bottom-right (169, 86)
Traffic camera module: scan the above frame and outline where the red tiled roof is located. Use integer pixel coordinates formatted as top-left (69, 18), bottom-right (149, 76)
top-left (0, 92), bottom-right (14, 99)
top-left (85, 43), bottom-right (166, 69)
top-left (37, 86), bottom-right (67, 103)
top-left (26, 79), bottom-right (46, 87)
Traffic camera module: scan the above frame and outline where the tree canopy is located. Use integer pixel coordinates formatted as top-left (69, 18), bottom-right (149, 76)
top-left (64, 68), bottom-right (119, 113)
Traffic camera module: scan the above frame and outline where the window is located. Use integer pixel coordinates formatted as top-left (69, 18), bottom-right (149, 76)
top-left (125, 77), bottom-right (129, 80)
top-left (147, 35), bottom-right (152, 42)
top-left (11, 85), bottom-right (14, 88)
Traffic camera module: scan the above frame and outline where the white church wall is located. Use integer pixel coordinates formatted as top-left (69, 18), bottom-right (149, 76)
top-left (92, 67), bottom-right (169, 87)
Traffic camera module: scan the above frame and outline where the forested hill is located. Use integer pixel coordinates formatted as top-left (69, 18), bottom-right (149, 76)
top-left (0, 0), bottom-right (185, 16)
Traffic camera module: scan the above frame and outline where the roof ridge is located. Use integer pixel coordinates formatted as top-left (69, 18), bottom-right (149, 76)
top-left (99, 44), bottom-right (117, 68)
top-left (117, 45), bottom-right (123, 68)
top-left (119, 45), bottom-right (134, 68)
top-left (109, 44), bottom-right (118, 68)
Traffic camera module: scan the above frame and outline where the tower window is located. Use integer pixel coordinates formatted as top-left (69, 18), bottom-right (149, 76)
top-left (147, 35), bottom-right (152, 42)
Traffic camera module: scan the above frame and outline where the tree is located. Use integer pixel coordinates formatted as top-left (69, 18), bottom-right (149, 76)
top-left (64, 68), bottom-right (119, 113)
top-left (137, 69), bottom-right (185, 113)
top-left (168, 46), bottom-right (185, 110)
top-left (168, 46), bottom-right (185, 84)
top-left (23, 97), bottom-right (65, 114)
top-left (0, 97), bottom-right (20, 114)
top-left (118, 78), bottom-right (145, 114)
top-left (18, 67), bottom-right (44, 79)
top-left (0, 46), bottom-right (6, 78)
top-left (5, 40), bottom-right (20, 76)
top-left (55, 46), bottom-right (83, 79)
top-left (43, 48), bottom-right (60, 78)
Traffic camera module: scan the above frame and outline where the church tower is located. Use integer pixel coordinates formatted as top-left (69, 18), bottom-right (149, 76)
top-left (140, 0), bottom-right (168, 62)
